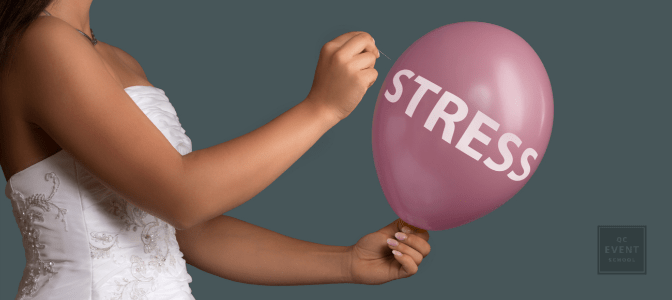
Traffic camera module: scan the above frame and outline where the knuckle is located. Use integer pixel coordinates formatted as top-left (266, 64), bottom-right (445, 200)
top-left (410, 266), bottom-right (418, 275)
top-left (333, 51), bottom-right (348, 63)
top-left (369, 69), bottom-right (379, 82)
top-left (321, 43), bottom-right (335, 55)
top-left (346, 62), bottom-right (358, 73)
top-left (354, 70), bottom-right (366, 81)
top-left (360, 76), bottom-right (371, 88)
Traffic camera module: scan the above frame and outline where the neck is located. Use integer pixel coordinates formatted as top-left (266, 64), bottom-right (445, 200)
top-left (44, 0), bottom-right (94, 36)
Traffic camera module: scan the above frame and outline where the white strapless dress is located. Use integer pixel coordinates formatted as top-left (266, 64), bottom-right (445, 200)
top-left (5, 86), bottom-right (196, 300)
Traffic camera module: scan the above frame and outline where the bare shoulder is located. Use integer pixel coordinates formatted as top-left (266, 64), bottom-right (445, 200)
top-left (4, 15), bottom-right (189, 230)
top-left (16, 16), bottom-right (91, 60)
top-left (10, 16), bottom-right (116, 105)
top-left (107, 43), bottom-right (148, 79)
top-left (13, 16), bottom-right (107, 81)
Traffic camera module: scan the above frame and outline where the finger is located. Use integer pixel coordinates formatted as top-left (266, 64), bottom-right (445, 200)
top-left (321, 31), bottom-right (365, 57)
top-left (397, 221), bottom-right (430, 242)
top-left (350, 51), bottom-right (377, 71)
top-left (382, 218), bottom-right (413, 236)
top-left (360, 68), bottom-right (378, 89)
top-left (381, 219), bottom-right (415, 236)
top-left (395, 219), bottom-right (406, 232)
top-left (405, 227), bottom-right (430, 242)
top-left (330, 31), bottom-right (366, 48)
top-left (337, 32), bottom-right (378, 60)
top-left (392, 249), bottom-right (418, 278)
top-left (415, 229), bottom-right (430, 242)
top-left (387, 238), bottom-right (424, 265)
top-left (378, 219), bottom-right (403, 237)
top-left (395, 231), bottom-right (431, 258)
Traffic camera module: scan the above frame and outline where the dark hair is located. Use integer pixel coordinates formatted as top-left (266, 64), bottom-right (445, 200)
top-left (0, 0), bottom-right (54, 76)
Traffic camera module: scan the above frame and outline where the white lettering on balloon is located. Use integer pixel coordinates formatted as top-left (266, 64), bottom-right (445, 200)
top-left (456, 110), bottom-right (500, 160)
top-left (508, 148), bottom-right (537, 181)
top-left (406, 76), bottom-right (441, 117)
top-left (484, 133), bottom-right (521, 172)
top-left (424, 90), bottom-right (468, 144)
top-left (384, 69), bottom-right (538, 181)
top-left (384, 69), bottom-right (415, 103)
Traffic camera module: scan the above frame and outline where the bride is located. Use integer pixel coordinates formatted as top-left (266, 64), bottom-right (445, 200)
top-left (0, 0), bottom-right (431, 299)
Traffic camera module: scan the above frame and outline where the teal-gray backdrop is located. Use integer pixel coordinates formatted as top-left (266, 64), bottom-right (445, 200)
top-left (2, 0), bottom-right (670, 299)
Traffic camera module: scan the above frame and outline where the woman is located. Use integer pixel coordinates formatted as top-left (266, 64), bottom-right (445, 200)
top-left (0, 0), bottom-right (431, 299)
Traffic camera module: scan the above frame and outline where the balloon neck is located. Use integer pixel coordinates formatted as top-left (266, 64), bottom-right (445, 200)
top-left (397, 219), bottom-right (426, 232)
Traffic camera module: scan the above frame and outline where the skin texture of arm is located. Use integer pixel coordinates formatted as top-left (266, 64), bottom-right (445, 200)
top-left (119, 38), bottom-right (340, 228)
top-left (15, 17), bottom-right (189, 229)
top-left (14, 16), bottom-right (342, 230)
top-left (175, 215), bottom-right (432, 286)
top-left (175, 214), bottom-right (353, 285)
top-left (177, 31), bottom-right (377, 229)
top-left (179, 99), bottom-right (339, 228)
top-left (15, 10), bottom-right (416, 284)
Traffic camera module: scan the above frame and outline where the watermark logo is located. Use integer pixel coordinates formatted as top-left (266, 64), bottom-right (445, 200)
top-left (598, 226), bottom-right (646, 274)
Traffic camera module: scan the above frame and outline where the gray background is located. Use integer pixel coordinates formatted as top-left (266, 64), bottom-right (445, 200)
top-left (2, 0), bottom-right (670, 299)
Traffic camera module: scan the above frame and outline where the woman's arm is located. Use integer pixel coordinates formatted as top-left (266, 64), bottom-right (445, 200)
top-left (175, 215), bottom-right (353, 285)
top-left (178, 31), bottom-right (378, 229)
top-left (179, 100), bottom-right (338, 229)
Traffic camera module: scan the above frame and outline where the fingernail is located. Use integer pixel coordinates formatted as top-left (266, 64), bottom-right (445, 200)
top-left (401, 226), bottom-right (413, 234)
top-left (395, 232), bottom-right (407, 241)
top-left (372, 37), bottom-right (375, 44)
top-left (392, 250), bottom-right (402, 257)
top-left (387, 238), bottom-right (398, 247)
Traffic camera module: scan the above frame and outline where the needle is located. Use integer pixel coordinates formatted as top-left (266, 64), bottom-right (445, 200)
top-left (379, 49), bottom-right (391, 60)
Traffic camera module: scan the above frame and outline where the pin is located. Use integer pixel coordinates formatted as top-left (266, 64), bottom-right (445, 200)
top-left (379, 50), bottom-right (391, 60)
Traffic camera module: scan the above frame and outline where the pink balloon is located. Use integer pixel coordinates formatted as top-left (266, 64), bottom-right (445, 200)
top-left (372, 22), bottom-right (554, 231)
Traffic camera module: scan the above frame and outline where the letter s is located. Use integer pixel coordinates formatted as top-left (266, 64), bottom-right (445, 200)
top-left (484, 133), bottom-right (522, 172)
top-left (508, 148), bottom-right (538, 181)
top-left (384, 69), bottom-right (415, 103)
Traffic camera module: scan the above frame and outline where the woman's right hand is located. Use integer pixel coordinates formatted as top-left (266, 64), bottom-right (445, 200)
top-left (306, 31), bottom-right (380, 121)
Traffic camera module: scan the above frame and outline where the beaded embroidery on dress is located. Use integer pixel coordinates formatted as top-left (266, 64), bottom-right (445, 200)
top-left (5, 86), bottom-right (195, 300)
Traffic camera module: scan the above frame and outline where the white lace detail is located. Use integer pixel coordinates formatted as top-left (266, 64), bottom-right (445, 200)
top-left (7, 86), bottom-right (195, 299)
top-left (9, 172), bottom-right (68, 300)
top-left (88, 195), bottom-right (180, 299)
top-left (89, 231), bottom-right (119, 259)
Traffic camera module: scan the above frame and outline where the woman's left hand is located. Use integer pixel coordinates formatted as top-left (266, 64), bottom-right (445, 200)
top-left (346, 219), bottom-right (431, 285)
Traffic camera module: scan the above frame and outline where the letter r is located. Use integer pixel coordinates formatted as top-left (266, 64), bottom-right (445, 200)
top-left (423, 90), bottom-right (468, 144)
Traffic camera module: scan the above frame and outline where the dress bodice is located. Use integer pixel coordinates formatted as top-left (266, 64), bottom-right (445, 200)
top-left (5, 86), bottom-right (196, 300)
